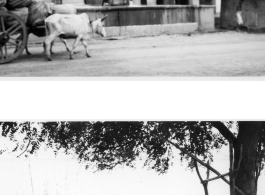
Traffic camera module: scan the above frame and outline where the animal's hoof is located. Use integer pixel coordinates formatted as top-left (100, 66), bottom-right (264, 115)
top-left (47, 58), bottom-right (52, 61)
top-left (86, 54), bottom-right (91, 58)
top-left (70, 57), bottom-right (73, 60)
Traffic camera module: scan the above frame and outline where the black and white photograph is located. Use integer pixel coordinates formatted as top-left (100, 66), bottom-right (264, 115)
top-left (0, 121), bottom-right (264, 195)
top-left (0, 0), bottom-right (264, 76)
top-left (0, 2), bottom-right (265, 195)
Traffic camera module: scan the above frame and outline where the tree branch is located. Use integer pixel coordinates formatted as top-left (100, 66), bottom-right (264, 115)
top-left (17, 137), bottom-right (31, 158)
top-left (203, 172), bottom-right (230, 183)
top-left (165, 139), bottom-right (247, 195)
top-left (195, 161), bottom-right (204, 183)
top-left (206, 160), bottom-right (210, 181)
top-left (195, 160), bottom-right (210, 195)
top-left (210, 122), bottom-right (237, 144)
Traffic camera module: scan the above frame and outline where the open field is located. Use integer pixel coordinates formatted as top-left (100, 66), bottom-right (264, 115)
top-left (1, 31), bottom-right (265, 77)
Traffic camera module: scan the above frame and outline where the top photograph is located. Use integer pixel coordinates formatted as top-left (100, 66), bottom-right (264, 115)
top-left (0, 0), bottom-right (263, 77)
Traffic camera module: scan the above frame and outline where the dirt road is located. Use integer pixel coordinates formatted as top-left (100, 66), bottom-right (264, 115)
top-left (1, 31), bottom-right (265, 77)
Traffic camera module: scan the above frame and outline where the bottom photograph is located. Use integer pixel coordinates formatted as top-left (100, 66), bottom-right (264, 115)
top-left (0, 121), bottom-right (264, 195)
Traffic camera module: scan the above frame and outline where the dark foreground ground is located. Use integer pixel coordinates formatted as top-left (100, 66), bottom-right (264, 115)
top-left (1, 31), bottom-right (265, 77)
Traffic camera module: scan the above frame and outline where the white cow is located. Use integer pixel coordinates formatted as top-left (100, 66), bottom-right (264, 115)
top-left (44, 13), bottom-right (107, 61)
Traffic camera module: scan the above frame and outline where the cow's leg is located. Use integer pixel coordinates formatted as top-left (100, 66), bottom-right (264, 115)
top-left (14, 35), bottom-right (21, 54)
top-left (59, 38), bottom-right (79, 54)
top-left (50, 41), bottom-right (55, 54)
top-left (25, 31), bottom-right (31, 55)
top-left (25, 44), bottom-right (31, 55)
top-left (43, 42), bottom-right (46, 54)
top-left (14, 35), bottom-right (20, 53)
top-left (43, 40), bottom-right (54, 54)
top-left (60, 38), bottom-right (70, 52)
top-left (81, 39), bottom-right (91, 58)
top-left (22, 33), bottom-right (31, 55)
top-left (15, 32), bottom-right (31, 55)
top-left (45, 33), bottom-right (58, 61)
top-left (69, 35), bottom-right (82, 60)
top-left (14, 34), bottom-right (25, 54)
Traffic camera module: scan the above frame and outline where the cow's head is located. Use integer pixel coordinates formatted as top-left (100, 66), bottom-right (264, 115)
top-left (91, 15), bottom-right (108, 37)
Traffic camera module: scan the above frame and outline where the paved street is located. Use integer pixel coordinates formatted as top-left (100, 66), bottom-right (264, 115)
top-left (1, 31), bottom-right (265, 77)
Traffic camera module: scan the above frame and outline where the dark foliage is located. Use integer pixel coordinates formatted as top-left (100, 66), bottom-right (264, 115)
top-left (0, 121), bottom-right (230, 173)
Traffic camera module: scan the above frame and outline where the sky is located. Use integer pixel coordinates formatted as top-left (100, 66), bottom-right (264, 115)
top-left (0, 129), bottom-right (264, 195)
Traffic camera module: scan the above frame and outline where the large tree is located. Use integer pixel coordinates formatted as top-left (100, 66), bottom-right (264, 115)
top-left (0, 121), bottom-right (264, 195)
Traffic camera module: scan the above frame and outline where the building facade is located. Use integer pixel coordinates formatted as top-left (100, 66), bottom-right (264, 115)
top-left (221, 0), bottom-right (265, 31)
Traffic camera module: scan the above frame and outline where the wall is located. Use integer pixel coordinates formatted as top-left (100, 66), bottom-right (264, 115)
top-left (76, 5), bottom-right (215, 31)
top-left (195, 5), bottom-right (215, 30)
top-left (241, 0), bottom-right (265, 30)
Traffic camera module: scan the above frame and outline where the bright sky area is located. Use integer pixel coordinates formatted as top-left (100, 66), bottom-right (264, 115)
top-left (0, 139), bottom-right (264, 195)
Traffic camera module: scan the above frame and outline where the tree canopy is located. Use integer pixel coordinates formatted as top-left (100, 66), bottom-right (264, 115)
top-left (0, 122), bottom-right (228, 171)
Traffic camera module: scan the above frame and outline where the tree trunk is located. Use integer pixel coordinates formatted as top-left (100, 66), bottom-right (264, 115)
top-left (234, 122), bottom-right (262, 195)
top-left (202, 184), bottom-right (209, 195)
